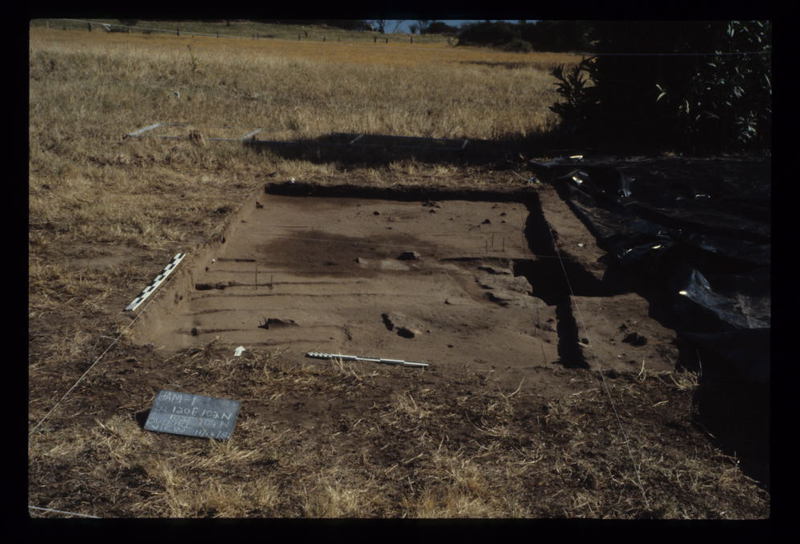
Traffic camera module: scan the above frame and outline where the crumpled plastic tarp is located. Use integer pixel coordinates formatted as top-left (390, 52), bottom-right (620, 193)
top-left (533, 157), bottom-right (771, 383)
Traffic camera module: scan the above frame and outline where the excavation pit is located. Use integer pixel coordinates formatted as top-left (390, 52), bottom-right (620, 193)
top-left (130, 182), bottom-right (675, 380)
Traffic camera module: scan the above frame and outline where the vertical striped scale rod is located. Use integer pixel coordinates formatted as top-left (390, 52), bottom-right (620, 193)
top-left (124, 253), bottom-right (186, 312)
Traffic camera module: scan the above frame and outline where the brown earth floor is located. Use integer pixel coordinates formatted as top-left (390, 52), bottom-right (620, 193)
top-left (28, 167), bottom-right (770, 519)
top-left (131, 182), bottom-right (677, 390)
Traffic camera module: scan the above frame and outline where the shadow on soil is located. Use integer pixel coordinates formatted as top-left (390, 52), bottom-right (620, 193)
top-left (675, 336), bottom-right (771, 490)
top-left (247, 131), bottom-right (577, 168)
top-left (516, 196), bottom-right (636, 370)
top-left (459, 60), bottom-right (552, 70)
top-left (135, 409), bottom-right (150, 428)
top-left (696, 375), bottom-right (770, 488)
top-left (246, 130), bottom-right (688, 168)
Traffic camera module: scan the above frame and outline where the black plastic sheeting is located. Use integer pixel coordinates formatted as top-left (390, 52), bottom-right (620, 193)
top-left (532, 157), bottom-right (770, 384)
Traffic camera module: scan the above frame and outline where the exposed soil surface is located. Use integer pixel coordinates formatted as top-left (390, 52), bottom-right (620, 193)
top-left (29, 174), bottom-right (769, 519)
top-left (131, 182), bottom-right (676, 391)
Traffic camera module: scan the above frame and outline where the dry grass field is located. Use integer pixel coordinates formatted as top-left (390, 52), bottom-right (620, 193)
top-left (27, 22), bottom-right (769, 520)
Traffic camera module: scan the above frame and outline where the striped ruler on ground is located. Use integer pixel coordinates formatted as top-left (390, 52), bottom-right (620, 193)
top-left (306, 351), bottom-right (430, 368)
top-left (125, 252), bottom-right (186, 312)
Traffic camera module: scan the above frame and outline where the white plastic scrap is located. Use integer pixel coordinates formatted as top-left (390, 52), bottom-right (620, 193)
top-left (234, 346), bottom-right (246, 357)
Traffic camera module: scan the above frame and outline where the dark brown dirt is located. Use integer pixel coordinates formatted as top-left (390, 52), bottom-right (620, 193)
top-left (28, 172), bottom-right (770, 519)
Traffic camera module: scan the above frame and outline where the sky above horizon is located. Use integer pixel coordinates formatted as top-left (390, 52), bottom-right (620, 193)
top-left (388, 20), bottom-right (519, 33)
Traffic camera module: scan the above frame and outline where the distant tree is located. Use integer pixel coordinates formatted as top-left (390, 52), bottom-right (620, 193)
top-left (456, 20), bottom-right (590, 50)
top-left (416, 20), bottom-right (431, 34)
top-left (258, 20), bottom-right (371, 31)
top-left (321, 20), bottom-right (372, 31)
top-left (261, 20), bottom-right (316, 25)
top-left (422, 21), bottom-right (458, 35)
top-left (519, 20), bottom-right (592, 52)
top-left (371, 20), bottom-right (387, 34)
top-left (457, 21), bottom-right (519, 46)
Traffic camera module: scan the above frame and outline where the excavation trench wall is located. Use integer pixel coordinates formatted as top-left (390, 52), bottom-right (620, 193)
top-left (129, 181), bottom-right (677, 383)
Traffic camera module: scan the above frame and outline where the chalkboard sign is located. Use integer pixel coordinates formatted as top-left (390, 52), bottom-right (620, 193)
top-left (144, 390), bottom-right (241, 440)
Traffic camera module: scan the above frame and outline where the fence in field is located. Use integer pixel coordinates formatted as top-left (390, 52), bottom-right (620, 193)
top-left (37, 20), bottom-right (770, 57)
top-left (37, 18), bottom-right (454, 45)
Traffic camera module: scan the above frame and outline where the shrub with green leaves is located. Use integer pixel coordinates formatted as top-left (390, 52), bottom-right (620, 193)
top-left (549, 21), bottom-right (771, 153)
top-left (670, 21), bottom-right (772, 151)
top-left (549, 59), bottom-right (596, 134)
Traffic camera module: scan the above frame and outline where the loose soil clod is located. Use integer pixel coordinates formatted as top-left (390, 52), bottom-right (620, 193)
top-left (259, 318), bottom-right (299, 330)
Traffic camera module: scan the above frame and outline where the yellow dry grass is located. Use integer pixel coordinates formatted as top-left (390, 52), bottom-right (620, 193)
top-left (29, 27), bottom-right (572, 143)
top-left (32, 26), bottom-right (582, 69)
top-left (27, 24), bottom-right (769, 520)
